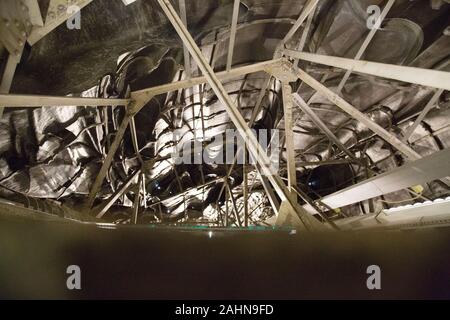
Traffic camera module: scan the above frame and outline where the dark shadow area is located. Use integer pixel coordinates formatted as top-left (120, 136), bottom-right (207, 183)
top-left (0, 216), bottom-right (449, 299)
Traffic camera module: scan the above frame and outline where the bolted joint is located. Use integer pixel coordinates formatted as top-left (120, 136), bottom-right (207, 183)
top-left (127, 94), bottom-right (153, 116)
top-left (280, 57), bottom-right (296, 72)
top-left (265, 58), bottom-right (298, 83)
top-left (126, 100), bottom-right (141, 116)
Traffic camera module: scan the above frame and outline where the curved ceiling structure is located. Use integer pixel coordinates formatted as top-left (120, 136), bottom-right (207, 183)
top-left (0, 0), bottom-right (450, 231)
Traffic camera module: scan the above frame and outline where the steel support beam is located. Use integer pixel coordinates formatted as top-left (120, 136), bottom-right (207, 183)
top-left (278, 0), bottom-right (319, 48)
top-left (0, 94), bottom-right (130, 107)
top-left (0, 52), bottom-right (21, 117)
top-left (247, 75), bottom-right (272, 132)
top-left (289, 65), bottom-right (422, 161)
top-left (85, 98), bottom-right (151, 210)
top-left (211, 82), bottom-right (279, 219)
top-left (131, 173), bottom-right (143, 224)
top-left (292, 93), bottom-right (360, 162)
top-left (0, 1), bottom-right (28, 58)
top-left (260, 173), bottom-right (280, 214)
top-left (157, 0), bottom-right (324, 231)
top-left (24, 0), bottom-right (44, 27)
top-left (281, 82), bottom-right (297, 195)
top-left (86, 113), bottom-right (131, 209)
top-left (297, 159), bottom-right (354, 167)
top-left (129, 116), bottom-right (144, 165)
top-left (226, 183), bottom-right (242, 227)
top-left (3, 96), bottom-right (139, 212)
top-left (296, 3), bottom-right (315, 52)
top-left (28, 0), bottom-right (94, 45)
top-left (336, 198), bottom-right (450, 231)
top-left (0, 55), bottom-right (19, 94)
top-left (304, 147), bottom-right (450, 214)
top-left (403, 89), bottom-right (444, 142)
top-left (0, 61), bottom-right (277, 110)
top-left (131, 59), bottom-right (280, 103)
top-left (284, 51), bottom-right (450, 91)
top-left (293, 185), bottom-right (339, 230)
top-left (178, 0), bottom-right (191, 79)
top-left (292, 2), bottom-right (316, 68)
top-left (226, 0), bottom-right (240, 71)
top-left (94, 169), bottom-right (141, 219)
top-left (243, 152), bottom-right (249, 227)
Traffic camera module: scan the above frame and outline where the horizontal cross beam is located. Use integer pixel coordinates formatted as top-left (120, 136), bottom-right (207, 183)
top-left (0, 94), bottom-right (129, 107)
top-left (284, 50), bottom-right (450, 91)
top-left (289, 65), bottom-right (422, 161)
top-left (304, 147), bottom-right (450, 213)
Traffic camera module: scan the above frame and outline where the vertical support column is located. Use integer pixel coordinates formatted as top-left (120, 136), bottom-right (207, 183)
top-left (86, 113), bottom-right (131, 209)
top-left (260, 173), bottom-right (280, 215)
top-left (226, 0), bottom-right (240, 71)
top-left (130, 116), bottom-right (144, 165)
top-left (243, 148), bottom-right (249, 227)
top-left (225, 188), bottom-right (229, 227)
top-left (85, 98), bottom-right (146, 211)
top-left (132, 173), bottom-right (143, 224)
top-left (292, 3), bottom-right (316, 69)
top-left (93, 169), bottom-right (141, 218)
top-left (227, 183), bottom-right (242, 227)
top-left (178, 0), bottom-right (190, 79)
top-left (403, 89), bottom-right (444, 142)
top-left (0, 52), bottom-right (22, 117)
top-left (365, 157), bottom-right (375, 213)
top-left (291, 66), bottom-right (422, 161)
top-left (292, 93), bottom-right (361, 163)
top-left (282, 82), bottom-right (297, 199)
top-left (278, 0), bottom-right (319, 48)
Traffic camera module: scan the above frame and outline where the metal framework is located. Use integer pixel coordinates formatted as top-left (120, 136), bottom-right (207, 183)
top-left (281, 82), bottom-right (297, 196)
top-left (226, 0), bottom-right (240, 72)
top-left (284, 51), bottom-right (450, 91)
top-left (156, 0), bottom-right (323, 231)
top-left (303, 148), bottom-right (450, 214)
top-left (28, 0), bottom-right (94, 45)
top-left (0, 0), bottom-right (449, 231)
top-left (288, 64), bottom-right (422, 161)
